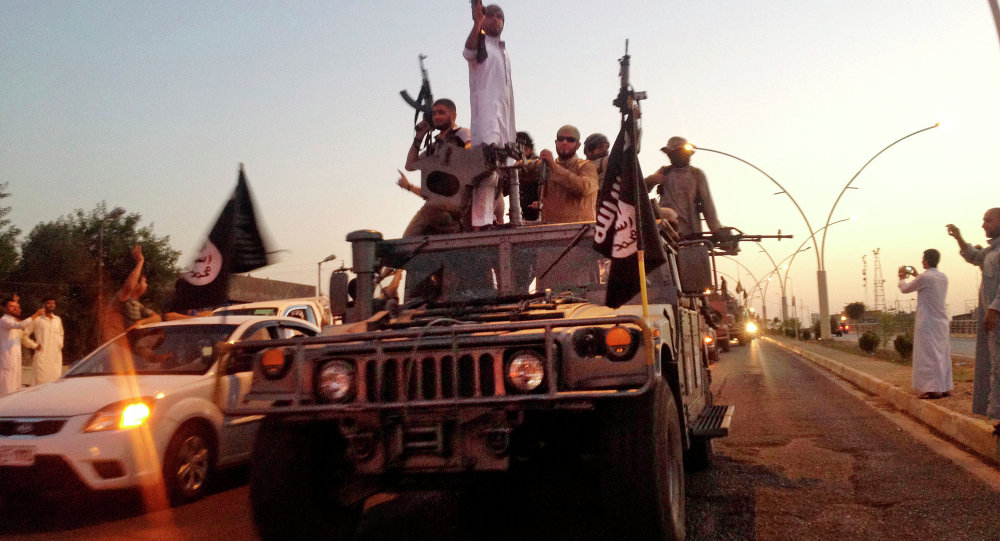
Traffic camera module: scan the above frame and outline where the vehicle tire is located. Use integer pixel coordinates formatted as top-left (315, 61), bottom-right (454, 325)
top-left (162, 422), bottom-right (215, 506)
top-left (598, 380), bottom-right (685, 541)
top-left (250, 418), bottom-right (364, 541)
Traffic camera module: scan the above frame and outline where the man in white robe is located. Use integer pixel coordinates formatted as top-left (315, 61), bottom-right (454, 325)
top-left (464, 1), bottom-right (515, 228)
top-left (948, 208), bottom-right (1000, 418)
top-left (0, 297), bottom-right (43, 396)
top-left (24, 297), bottom-right (65, 385)
top-left (897, 249), bottom-right (952, 398)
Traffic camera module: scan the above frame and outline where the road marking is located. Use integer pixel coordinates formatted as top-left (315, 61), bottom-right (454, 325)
top-left (774, 343), bottom-right (1000, 492)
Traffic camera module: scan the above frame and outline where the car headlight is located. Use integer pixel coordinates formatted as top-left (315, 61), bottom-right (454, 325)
top-left (506, 350), bottom-right (545, 392)
top-left (316, 360), bottom-right (355, 403)
top-left (745, 321), bottom-right (758, 333)
top-left (604, 326), bottom-right (640, 361)
top-left (83, 398), bottom-right (154, 432)
top-left (703, 335), bottom-right (714, 345)
top-left (260, 347), bottom-right (293, 380)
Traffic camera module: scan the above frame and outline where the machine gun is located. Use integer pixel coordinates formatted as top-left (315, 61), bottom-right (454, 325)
top-left (399, 54), bottom-right (434, 149)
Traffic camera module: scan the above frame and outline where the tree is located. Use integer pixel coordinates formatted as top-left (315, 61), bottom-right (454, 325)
top-left (0, 182), bottom-right (20, 279)
top-left (10, 203), bottom-right (181, 361)
top-left (844, 301), bottom-right (866, 321)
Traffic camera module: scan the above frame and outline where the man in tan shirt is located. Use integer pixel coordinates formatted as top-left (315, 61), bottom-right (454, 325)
top-left (538, 125), bottom-right (599, 223)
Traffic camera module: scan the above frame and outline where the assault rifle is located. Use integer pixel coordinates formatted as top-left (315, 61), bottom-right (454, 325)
top-left (400, 54), bottom-right (434, 149)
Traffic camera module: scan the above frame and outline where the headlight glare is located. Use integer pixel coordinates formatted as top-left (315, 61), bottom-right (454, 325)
top-left (745, 321), bottom-right (758, 333)
top-left (84, 399), bottom-right (154, 432)
top-left (317, 360), bottom-right (354, 402)
top-left (506, 351), bottom-right (545, 392)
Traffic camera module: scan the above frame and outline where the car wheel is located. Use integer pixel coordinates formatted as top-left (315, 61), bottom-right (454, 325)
top-left (251, 418), bottom-right (366, 541)
top-left (598, 380), bottom-right (685, 541)
top-left (163, 423), bottom-right (214, 506)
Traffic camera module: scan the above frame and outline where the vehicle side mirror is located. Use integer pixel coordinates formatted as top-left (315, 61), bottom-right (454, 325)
top-left (678, 244), bottom-right (712, 295)
top-left (329, 271), bottom-right (350, 318)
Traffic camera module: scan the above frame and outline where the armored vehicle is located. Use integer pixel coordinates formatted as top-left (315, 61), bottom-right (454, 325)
top-left (222, 217), bottom-right (736, 541)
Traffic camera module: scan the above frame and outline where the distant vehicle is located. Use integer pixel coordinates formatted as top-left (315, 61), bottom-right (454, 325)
top-left (737, 318), bottom-right (759, 345)
top-left (214, 296), bottom-right (333, 327)
top-left (834, 322), bottom-right (850, 337)
top-left (0, 316), bottom-right (318, 504)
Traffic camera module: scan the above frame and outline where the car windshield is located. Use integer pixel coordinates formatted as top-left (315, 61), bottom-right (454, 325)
top-left (215, 307), bottom-right (278, 316)
top-left (65, 324), bottom-right (239, 377)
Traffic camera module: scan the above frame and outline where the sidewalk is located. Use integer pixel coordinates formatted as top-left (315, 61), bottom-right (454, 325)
top-left (763, 335), bottom-right (999, 466)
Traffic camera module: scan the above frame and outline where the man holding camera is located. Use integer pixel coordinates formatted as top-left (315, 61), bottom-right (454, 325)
top-left (898, 249), bottom-right (952, 399)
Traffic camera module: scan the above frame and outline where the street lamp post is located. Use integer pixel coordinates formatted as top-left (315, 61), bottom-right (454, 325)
top-left (817, 123), bottom-right (938, 338)
top-left (693, 123), bottom-right (936, 340)
top-left (317, 253), bottom-right (337, 297)
top-left (97, 206), bottom-right (126, 340)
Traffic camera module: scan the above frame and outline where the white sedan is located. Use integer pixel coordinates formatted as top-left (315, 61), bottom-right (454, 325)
top-left (0, 315), bottom-right (317, 505)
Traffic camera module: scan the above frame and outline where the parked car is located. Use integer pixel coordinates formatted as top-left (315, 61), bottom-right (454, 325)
top-left (0, 316), bottom-right (318, 504)
top-left (214, 296), bottom-right (333, 327)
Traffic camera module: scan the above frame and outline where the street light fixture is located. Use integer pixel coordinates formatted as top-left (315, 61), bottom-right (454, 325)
top-left (693, 123), bottom-right (936, 340)
top-left (317, 253), bottom-right (338, 297)
top-left (317, 253), bottom-right (337, 297)
top-left (97, 206), bottom-right (126, 341)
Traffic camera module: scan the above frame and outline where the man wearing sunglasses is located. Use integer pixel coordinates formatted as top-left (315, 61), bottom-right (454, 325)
top-left (538, 125), bottom-right (599, 224)
top-left (465, 1), bottom-right (515, 228)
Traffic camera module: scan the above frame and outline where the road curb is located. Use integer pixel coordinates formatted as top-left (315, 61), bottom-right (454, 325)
top-left (763, 337), bottom-right (999, 466)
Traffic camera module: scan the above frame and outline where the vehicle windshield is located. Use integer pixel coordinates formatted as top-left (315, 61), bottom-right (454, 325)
top-left (215, 307), bottom-right (278, 317)
top-left (398, 225), bottom-right (676, 307)
top-left (65, 324), bottom-right (238, 377)
top-left (401, 230), bottom-right (610, 305)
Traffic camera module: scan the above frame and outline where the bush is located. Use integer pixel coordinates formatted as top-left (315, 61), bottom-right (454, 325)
top-left (859, 331), bottom-right (879, 353)
top-left (799, 329), bottom-right (812, 340)
top-left (893, 333), bottom-right (914, 361)
top-left (784, 327), bottom-right (796, 338)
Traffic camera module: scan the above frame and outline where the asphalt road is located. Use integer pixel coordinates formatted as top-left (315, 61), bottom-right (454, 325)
top-left (4, 340), bottom-right (1000, 540)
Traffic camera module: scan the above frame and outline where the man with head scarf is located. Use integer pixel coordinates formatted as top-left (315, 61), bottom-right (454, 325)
top-left (897, 249), bottom-right (952, 399)
top-left (583, 133), bottom-right (610, 183)
top-left (643, 136), bottom-right (723, 239)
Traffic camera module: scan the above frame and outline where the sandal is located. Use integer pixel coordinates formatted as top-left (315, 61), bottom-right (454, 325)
top-left (918, 392), bottom-right (941, 399)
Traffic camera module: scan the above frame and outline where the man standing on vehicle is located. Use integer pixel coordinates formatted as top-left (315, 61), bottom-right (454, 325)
top-left (897, 250), bottom-right (952, 399)
top-left (947, 208), bottom-right (1000, 419)
top-left (644, 136), bottom-right (723, 239)
top-left (0, 297), bottom-right (43, 395)
top-left (464, 1), bottom-right (515, 228)
top-left (24, 296), bottom-right (64, 385)
top-left (398, 98), bottom-right (471, 237)
top-left (538, 125), bottom-right (599, 224)
top-left (583, 133), bottom-right (610, 183)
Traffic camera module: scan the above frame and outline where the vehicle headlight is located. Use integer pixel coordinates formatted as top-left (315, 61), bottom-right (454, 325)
top-left (316, 360), bottom-right (354, 403)
top-left (745, 321), bottom-right (758, 333)
top-left (703, 335), bottom-right (714, 344)
top-left (505, 350), bottom-right (545, 392)
top-left (84, 398), bottom-right (154, 432)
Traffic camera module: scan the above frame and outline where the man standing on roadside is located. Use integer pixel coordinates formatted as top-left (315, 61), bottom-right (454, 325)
top-left (464, 1), bottom-right (515, 228)
top-left (25, 296), bottom-right (64, 385)
top-left (0, 297), bottom-right (43, 396)
top-left (947, 207), bottom-right (1000, 419)
top-left (898, 249), bottom-right (952, 399)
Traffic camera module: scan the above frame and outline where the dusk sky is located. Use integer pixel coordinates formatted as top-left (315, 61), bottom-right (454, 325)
top-left (3, 1), bottom-right (998, 320)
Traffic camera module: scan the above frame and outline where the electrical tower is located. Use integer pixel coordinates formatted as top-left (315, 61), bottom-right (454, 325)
top-left (861, 254), bottom-right (868, 307)
top-left (872, 248), bottom-right (886, 312)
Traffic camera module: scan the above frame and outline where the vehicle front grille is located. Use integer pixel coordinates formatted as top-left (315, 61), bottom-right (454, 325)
top-left (0, 419), bottom-right (67, 437)
top-left (356, 350), bottom-right (507, 404)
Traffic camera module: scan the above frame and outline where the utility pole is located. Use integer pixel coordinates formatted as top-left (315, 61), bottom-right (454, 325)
top-left (861, 254), bottom-right (868, 308)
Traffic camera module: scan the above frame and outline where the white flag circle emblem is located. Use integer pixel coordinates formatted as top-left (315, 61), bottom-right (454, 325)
top-left (182, 241), bottom-right (223, 286)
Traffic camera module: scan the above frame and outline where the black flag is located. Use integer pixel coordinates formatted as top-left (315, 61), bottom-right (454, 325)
top-left (593, 113), bottom-right (667, 308)
top-left (170, 165), bottom-right (270, 312)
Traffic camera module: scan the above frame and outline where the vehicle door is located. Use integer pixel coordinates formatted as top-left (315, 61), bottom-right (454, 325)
top-left (216, 321), bottom-right (317, 462)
